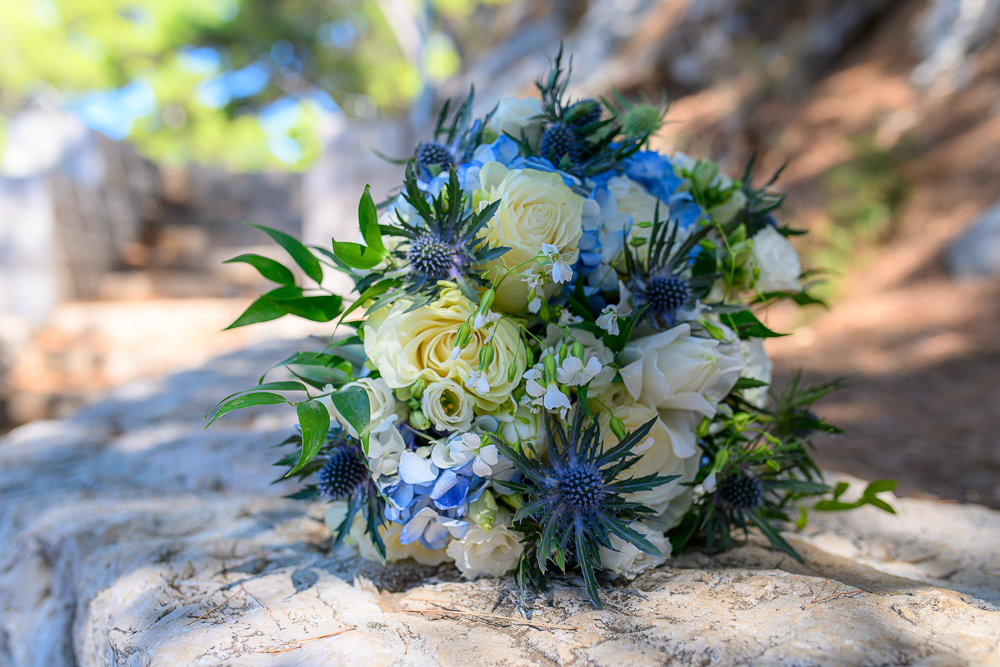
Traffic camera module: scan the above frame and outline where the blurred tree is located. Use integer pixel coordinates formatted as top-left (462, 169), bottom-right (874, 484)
top-left (0, 0), bottom-right (505, 170)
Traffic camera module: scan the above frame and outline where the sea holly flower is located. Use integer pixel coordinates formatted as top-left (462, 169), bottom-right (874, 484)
top-left (448, 433), bottom-right (500, 477)
top-left (491, 407), bottom-right (680, 607)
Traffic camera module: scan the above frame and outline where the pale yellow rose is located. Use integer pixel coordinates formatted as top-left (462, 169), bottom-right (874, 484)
top-left (598, 403), bottom-right (699, 530)
top-left (350, 517), bottom-right (451, 566)
top-left (477, 163), bottom-right (584, 312)
top-left (363, 284), bottom-right (526, 411)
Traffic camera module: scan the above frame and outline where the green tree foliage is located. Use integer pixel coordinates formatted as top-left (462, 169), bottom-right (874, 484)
top-left (0, 0), bottom-right (496, 170)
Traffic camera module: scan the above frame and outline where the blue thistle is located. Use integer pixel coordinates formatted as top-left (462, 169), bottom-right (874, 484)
top-left (566, 99), bottom-right (602, 127)
top-left (405, 233), bottom-right (462, 282)
top-left (625, 203), bottom-right (716, 331)
top-left (718, 471), bottom-right (764, 510)
top-left (414, 141), bottom-right (454, 173)
top-left (492, 408), bottom-right (680, 608)
top-left (539, 122), bottom-right (583, 164)
top-left (317, 445), bottom-right (370, 499)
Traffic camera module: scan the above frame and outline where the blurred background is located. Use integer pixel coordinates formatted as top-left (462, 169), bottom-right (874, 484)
top-left (0, 0), bottom-right (998, 507)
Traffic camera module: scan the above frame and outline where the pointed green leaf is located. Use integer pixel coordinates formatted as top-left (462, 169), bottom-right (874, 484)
top-left (330, 385), bottom-right (371, 450)
top-left (287, 400), bottom-right (331, 476)
top-left (249, 223), bottom-right (323, 284)
top-left (223, 253), bottom-right (295, 285)
top-left (748, 512), bottom-right (803, 562)
top-left (260, 294), bottom-right (343, 322)
top-left (205, 392), bottom-right (289, 427)
top-left (358, 185), bottom-right (385, 254)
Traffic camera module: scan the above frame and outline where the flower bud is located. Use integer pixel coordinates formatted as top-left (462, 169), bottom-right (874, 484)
top-left (409, 410), bottom-right (431, 431)
top-left (609, 415), bottom-right (627, 441)
top-left (543, 353), bottom-right (558, 383)
top-left (499, 493), bottom-right (523, 510)
top-left (469, 490), bottom-right (499, 531)
top-left (477, 288), bottom-right (495, 314)
top-left (539, 298), bottom-right (551, 320)
top-left (570, 341), bottom-right (585, 360)
top-left (478, 344), bottom-right (495, 370)
top-left (558, 343), bottom-right (569, 364)
top-left (456, 322), bottom-right (472, 349)
top-left (507, 361), bottom-right (517, 383)
top-left (410, 379), bottom-right (427, 400)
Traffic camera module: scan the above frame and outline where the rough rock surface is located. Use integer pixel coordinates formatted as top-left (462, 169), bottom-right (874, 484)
top-left (2, 342), bottom-right (999, 666)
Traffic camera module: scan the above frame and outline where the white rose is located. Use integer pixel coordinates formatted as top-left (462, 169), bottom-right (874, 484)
top-left (363, 284), bottom-right (526, 412)
top-left (620, 324), bottom-right (745, 452)
top-left (446, 518), bottom-right (524, 578)
top-left (599, 403), bottom-right (700, 527)
top-left (751, 226), bottom-right (802, 293)
top-left (489, 97), bottom-right (544, 150)
top-left (421, 379), bottom-right (474, 432)
top-left (740, 338), bottom-right (773, 409)
top-left (599, 520), bottom-right (671, 579)
top-left (331, 377), bottom-right (406, 438)
top-left (607, 175), bottom-right (663, 247)
top-left (477, 163), bottom-right (584, 312)
top-left (350, 517), bottom-right (451, 566)
top-left (495, 404), bottom-right (546, 458)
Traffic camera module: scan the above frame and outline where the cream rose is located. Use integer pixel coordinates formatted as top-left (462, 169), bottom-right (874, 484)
top-left (489, 97), bottom-right (544, 150)
top-left (446, 518), bottom-right (524, 578)
top-left (598, 520), bottom-right (671, 578)
top-left (751, 226), bottom-right (802, 293)
top-left (608, 174), bottom-right (662, 234)
top-left (620, 324), bottom-right (745, 453)
top-left (495, 404), bottom-right (546, 458)
top-left (599, 403), bottom-right (699, 527)
top-left (477, 163), bottom-right (584, 312)
top-left (421, 379), bottom-right (474, 432)
top-left (363, 284), bottom-right (526, 411)
top-left (350, 517), bottom-right (451, 566)
top-left (331, 377), bottom-right (406, 438)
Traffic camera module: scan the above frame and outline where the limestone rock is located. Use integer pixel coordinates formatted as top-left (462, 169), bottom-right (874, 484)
top-left (2, 342), bottom-right (999, 666)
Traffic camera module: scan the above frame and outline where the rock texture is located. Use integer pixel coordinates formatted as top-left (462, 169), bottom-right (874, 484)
top-left (2, 342), bottom-right (999, 666)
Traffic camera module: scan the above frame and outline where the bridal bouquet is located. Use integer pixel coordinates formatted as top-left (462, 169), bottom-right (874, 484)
top-left (208, 51), bottom-right (894, 606)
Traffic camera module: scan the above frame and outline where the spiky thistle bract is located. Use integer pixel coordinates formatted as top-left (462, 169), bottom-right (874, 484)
top-left (349, 163), bottom-right (508, 314)
top-left (625, 203), bottom-right (718, 330)
top-left (491, 407), bottom-right (680, 607)
top-left (275, 428), bottom-right (388, 560)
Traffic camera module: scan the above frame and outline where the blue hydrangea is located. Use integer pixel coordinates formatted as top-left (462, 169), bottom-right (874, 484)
top-left (624, 151), bottom-right (685, 201)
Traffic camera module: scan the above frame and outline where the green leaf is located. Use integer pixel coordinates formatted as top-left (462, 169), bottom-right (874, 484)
top-left (248, 223), bottom-right (323, 284)
top-left (332, 241), bottom-right (387, 270)
top-left (225, 295), bottom-right (286, 329)
top-left (719, 310), bottom-right (788, 339)
top-left (733, 377), bottom-right (769, 390)
top-left (211, 381), bottom-right (308, 412)
top-left (260, 294), bottom-right (343, 322)
top-left (330, 385), bottom-right (371, 451)
top-left (287, 400), bottom-right (331, 476)
top-left (331, 185), bottom-right (389, 269)
top-left (358, 184), bottom-right (385, 254)
top-left (747, 512), bottom-right (803, 562)
top-left (223, 253), bottom-right (295, 285)
top-left (863, 479), bottom-right (898, 495)
top-left (205, 392), bottom-right (289, 427)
